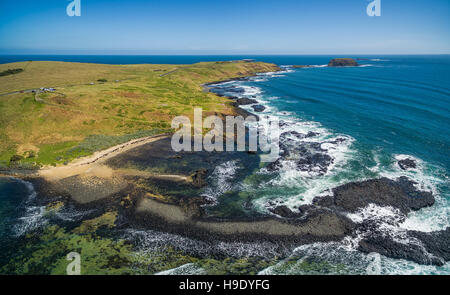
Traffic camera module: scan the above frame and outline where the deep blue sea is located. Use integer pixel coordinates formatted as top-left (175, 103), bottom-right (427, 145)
top-left (0, 55), bottom-right (449, 274)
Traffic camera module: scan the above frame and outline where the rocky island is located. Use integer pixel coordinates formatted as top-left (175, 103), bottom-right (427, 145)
top-left (328, 58), bottom-right (359, 67)
top-left (292, 58), bottom-right (359, 69)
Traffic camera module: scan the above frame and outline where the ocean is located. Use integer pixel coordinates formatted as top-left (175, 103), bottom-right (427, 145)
top-left (0, 55), bottom-right (449, 274)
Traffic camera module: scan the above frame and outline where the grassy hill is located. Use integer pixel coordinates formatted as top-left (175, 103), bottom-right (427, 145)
top-left (0, 60), bottom-right (279, 168)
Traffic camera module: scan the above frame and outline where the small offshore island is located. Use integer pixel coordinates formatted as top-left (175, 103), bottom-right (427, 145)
top-left (0, 59), bottom-right (448, 274)
top-left (293, 58), bottom-right (359, 68)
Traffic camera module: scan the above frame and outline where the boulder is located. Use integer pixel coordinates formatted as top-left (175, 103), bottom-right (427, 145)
top-left (398, 158), bottom-right (417, 170)
top-left (236, 98), bottom-right (258, 105)
top-left (251, 105), bottom-right (266, 112)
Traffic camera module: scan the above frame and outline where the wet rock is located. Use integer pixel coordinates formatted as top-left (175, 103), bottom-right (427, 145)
top-left (236, 98), bottom-right (258, 105)
top-left (189, 168), bottom-right (208, 188)
top-left (296, 153), bottom-right (333, 175)
top-left (326, 137), bottom-right (347, 145)
top-left (269, 205), bottom-right (302, 218)
top-left (265, 159), bottom-right (282, 172)
top-left (358, 235), bottom-right (445, 266)
top-left (312, 195), bottom-right (334, 207)
top-left (355, 218), bottom-right (449, 266)
top-left (409, 227), bottom-right (450, 264)
top-left (234, 107), bottom-right (259, 120)
top-left (313, 177), bottom-right (435, 214)
top-left (398, 158), bottom-right (417, 170)
top-left (306, 131), bottom-right (320, 138)
top-left (251, 105), bottom-right (266, 112)
top-left (281, 131), bottom-right (319, 140)
top-left (266, 140), bottom-right (333, 175)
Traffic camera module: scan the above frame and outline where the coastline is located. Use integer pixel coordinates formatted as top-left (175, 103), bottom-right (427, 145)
top-left (0, 66), bottom-right (357, 249)
top-left (1, 60), bottom-right (449, 271)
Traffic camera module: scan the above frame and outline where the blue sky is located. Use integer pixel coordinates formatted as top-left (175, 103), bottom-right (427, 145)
top-left (0, 0), bottom-right (449, 54)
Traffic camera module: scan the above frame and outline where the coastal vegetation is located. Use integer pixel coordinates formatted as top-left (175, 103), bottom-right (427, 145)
top-left (1, 59), bottom-right (448, 275)
top-left (0, 68), bottom-right (23, 77)
top-left (0, 60), bottom-right (279, 168)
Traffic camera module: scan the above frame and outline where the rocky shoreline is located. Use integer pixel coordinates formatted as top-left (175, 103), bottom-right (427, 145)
top-left (201, 71), bottom-right (449, 266)
top-left (1, 67), bottom-right (448, 267)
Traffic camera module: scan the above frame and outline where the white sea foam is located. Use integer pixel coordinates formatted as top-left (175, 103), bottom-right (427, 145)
top-left (123, 228), bottom-right (287, 259)
top-left (13, 205), bottom-right (47, 236)
top-left (201, 160), bottom-right (240, 204)
top-left (259, 239), bottom-right (450, 275)
top-left (11, 179), bottom-right (48, 236)
top-left (207, 69), bottom-right (449, 274)
top-left (155, 263), bottom-right (206, 275)
top-left (215, 76), bottom-right (358, 211)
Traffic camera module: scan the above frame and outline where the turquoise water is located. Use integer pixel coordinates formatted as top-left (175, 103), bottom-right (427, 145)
top-left (0, 55), bottom-right (449, 274)
top-left (203, 55), bottom-right (450, 274)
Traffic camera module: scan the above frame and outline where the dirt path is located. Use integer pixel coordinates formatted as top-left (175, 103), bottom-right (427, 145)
top-left (38, 133), bottom-right (170, 182)
top-left (159, 69), bottom-right (179, 77)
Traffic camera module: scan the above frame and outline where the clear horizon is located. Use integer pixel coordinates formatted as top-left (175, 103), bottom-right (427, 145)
top-left (1, 53), bottom-right (450, 56)
top-left (0, 0), bottom-right (449, 55)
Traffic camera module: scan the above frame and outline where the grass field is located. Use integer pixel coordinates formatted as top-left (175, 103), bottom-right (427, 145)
top-left (0, 60), bottom-right (279, 168)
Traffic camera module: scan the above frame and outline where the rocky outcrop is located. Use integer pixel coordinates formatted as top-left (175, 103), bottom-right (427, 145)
top-left (265, 176), bottom-right (446, 266)
top-left (266, 137), bottom-right (336, 176)
top-left (357, 234), bottom-right (445, 266)
top-left (328, 58), bottom-right (359, 67)
top-left (251, 105), bottom-right (266, 112)
top-left (236, 98), bottom-right (258, 105)
top-left (356, 224), bottom-right (450, 266)
top-left (313, 177), bottom-right (434, 214)
top-left (188, 168), bottom-right (208, 188)
top-left (397, 158), bottom-right (417, 170)
top-left (409, 228), bottom-right (450, 264)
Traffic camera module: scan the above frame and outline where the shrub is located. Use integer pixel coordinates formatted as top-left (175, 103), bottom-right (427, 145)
top-left (9, 154), bottom-right (23, 163)
top-left (0, 68), bottom-right (23, 77)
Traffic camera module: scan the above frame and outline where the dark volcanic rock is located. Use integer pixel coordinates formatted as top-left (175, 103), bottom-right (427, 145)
top-left (281, 131), bottom-right (319, 140)
top-left (306, 131), bottom-right (320, 138)
top-left (328, 58), bottom-right (359, 67)
top-left (398, 158), bottom-right (417, 170)
top-left (296, 153), bottom-right (333, 175)
top-left (234, 106), bottom-right (259, 120)
top-left (189, 168), bottom-right (208, 188)
top-left (267, 140), bottom-right (332, 175)
top-left (251, 105), bottom-right (266, 112)
top-left (358, 235), bottom-right (445, 266)
top-left (409, 227), bottom-right (450, 264)
top-left (310, 176), bottom-right (445, 266)
top-left (269, 205), bottom-right (301, 218)
top-left (236, 98), bottom-right (258, 105)
top-left (313, 177), bottom-right (434, 214)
